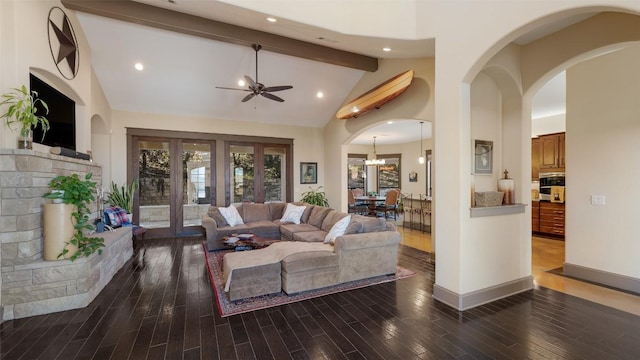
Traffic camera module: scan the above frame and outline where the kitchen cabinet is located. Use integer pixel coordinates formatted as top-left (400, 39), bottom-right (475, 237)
top-left (531, 201), bottom-right (540, 232)
top-left (532, 137), bottom-right (541, 179)
top-left (538, 201), bottom-right (565, 237)
top-left (539, 132), bottom-right (565, 172)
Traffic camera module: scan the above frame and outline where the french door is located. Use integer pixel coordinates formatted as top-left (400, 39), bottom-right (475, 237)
top-left (132, 136), bottom-right (216, 238)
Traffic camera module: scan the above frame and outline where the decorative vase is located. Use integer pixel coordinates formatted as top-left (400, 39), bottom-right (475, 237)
top-left (18, 128), bottom-right (33, 149)
top-left (43, 203), bottom-right (78, 260)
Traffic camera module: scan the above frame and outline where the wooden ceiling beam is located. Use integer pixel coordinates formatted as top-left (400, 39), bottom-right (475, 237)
top-left (62, 0), bottom-right (378, 72)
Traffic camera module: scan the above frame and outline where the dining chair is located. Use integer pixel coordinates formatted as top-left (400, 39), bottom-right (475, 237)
top-left (348, 190), bottom-right (366, 215)
top-left (376, 189), bottom-right (399, 220)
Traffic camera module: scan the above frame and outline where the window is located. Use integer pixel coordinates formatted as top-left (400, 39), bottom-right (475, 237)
top-left (348, 154), bottom-right (367, 193)
top-left (377, 154), bottom-right (401, 196)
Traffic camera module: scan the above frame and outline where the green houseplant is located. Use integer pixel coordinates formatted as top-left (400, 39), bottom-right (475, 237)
top-left (1, 85), bottom-right (50, 149)
top-left (300, 186), bottom-right (330, 207)
top-left (107, 179), bottom-right (139, 214)
top-left (44, 173), bottom-right (104, 261)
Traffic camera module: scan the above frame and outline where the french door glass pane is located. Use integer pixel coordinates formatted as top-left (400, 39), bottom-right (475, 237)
top-left (230, 145), bottom-right (255, 203)
top-left (138, 140), bottom-right (170, 229)
top-left (264, 147), bottom-right (285, 202)
top-left (183, 142), bottom-right (211, 227)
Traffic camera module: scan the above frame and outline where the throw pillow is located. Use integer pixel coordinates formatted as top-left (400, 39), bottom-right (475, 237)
top-left (280, 203), bottom-right (306, 224)
top-left (104, 206), bottom-right (128, 228)
top-left (218, 205), bottom-right (244, 227)
top-left (324, 215), bottom-right (351, 244)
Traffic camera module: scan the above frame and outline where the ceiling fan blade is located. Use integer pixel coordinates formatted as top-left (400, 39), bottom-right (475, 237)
top-left (263, 85), bottom-right (293, 92)
top-left (261, 92), bottom-right (285, 102)
top-left (241, 93), bottom-right (256, 102)
top-left (244, 75), bottom-right (257, 89)
top-left (215, 86), bottom-right (251, 92)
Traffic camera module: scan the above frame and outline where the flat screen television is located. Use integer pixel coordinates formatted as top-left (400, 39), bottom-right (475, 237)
top-left (30, 74), bottom-right (76, 150)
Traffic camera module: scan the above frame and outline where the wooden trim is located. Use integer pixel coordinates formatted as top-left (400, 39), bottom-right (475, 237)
top-left (61, 0), bottom-right (378, 72)
top-left (126, 128), bottom-right (293, 145)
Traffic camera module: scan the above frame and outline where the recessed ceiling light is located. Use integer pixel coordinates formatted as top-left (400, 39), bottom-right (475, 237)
top-left (238, 79), bottom-right (245, 87)
top-left (387, 121), bottom-right (393, 124)
top-left (134, 62), bottom-right (144, 71)
top-left (316, 91), bottom-right (324, 98)
top-left (382, 47), bottom-right (391, 52)
top-left (266, 17), bottom-right (277, 23)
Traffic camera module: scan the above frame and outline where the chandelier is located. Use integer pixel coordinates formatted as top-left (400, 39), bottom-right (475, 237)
top-left (365, 136), bottom-right (385, 166)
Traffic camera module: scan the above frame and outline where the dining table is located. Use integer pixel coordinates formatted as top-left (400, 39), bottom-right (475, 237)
top-left (354, 196), bottom-right (386, 217)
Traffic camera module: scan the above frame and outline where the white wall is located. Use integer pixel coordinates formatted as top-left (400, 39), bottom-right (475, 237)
top-left (565, 45), bottom-right (640, 279)
top-left (532, 114), bottom-right (566, 137)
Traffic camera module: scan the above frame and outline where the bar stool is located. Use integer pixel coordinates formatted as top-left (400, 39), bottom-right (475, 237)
top-left (401, 193), bottom-right (413, 228)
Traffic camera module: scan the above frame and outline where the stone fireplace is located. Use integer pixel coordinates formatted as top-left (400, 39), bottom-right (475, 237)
top-left (0, 149), bottom-right (133, 321)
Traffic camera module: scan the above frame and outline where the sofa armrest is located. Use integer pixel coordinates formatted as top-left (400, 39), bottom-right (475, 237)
top-left (333, 231), bottom-right (400, 251)
top-left (202, 214), bottom-right (220, 250)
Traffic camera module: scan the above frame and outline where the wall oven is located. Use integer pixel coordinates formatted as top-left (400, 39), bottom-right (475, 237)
top-left (539, 172), bottom-right (565, 201)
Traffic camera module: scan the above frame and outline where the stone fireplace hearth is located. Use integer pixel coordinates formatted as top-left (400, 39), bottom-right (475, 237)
top-left (0, 149), bottom-right (133, 321)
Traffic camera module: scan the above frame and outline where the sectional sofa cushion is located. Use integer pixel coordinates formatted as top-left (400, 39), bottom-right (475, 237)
top-left (293, 230), bottom-right (327, 242)
top-left (344, 220), bottom-right (364, 235)
top-left (349, 215), bottom-right (387, 233)
top-left (207, 207), bottom-right (228, 227)
top-left (279, 223), bottom-right (319, 241)
top-left (307, 206), bottom-right (331, 228)
top-left (268, 202), bottom-right (287, 221)
top-left (243, 203), bottom-right (271, 223)
top-left (320, 210), bottom-right (349, 232)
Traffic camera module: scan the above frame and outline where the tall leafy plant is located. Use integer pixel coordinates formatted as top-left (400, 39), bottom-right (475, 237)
top-left (107, 179), bottom-right (139, 213)
top-left (44, 173), bottom-right (104, 260)
top-left (1, 85), bottom-right (50, 142)
top-left (300, 186), bottom-right (330, 207)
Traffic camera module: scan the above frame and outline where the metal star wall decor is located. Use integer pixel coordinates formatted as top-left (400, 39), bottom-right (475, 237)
top-left (47, 7), bottom-right (79, 80)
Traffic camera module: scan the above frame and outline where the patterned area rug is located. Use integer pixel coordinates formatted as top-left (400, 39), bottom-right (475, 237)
top-left (202, 243), bottom-right (416, 317)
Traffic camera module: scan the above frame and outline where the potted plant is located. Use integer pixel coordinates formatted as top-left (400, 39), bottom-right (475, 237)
top-left (1, 85), bottom-right (50, 149)
top-left (300, 186), bottom-right (330, 207)
top-left (43, 173), bottom-right (104, 261)
top-left (107, 179), bottom-right (139, 222)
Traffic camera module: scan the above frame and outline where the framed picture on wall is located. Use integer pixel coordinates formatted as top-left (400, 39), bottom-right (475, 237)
top-left (300, 162), bottom-right (317, 184)
top-left (474, 140), bottom-right (493, 174)
top-left (409, 171), bottom-right (418, 182)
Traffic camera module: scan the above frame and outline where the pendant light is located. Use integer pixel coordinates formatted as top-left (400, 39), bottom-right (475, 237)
top-left (418, 121), bottom-right (425, 164)
top-left (365, 136), bottom-right (385, 166)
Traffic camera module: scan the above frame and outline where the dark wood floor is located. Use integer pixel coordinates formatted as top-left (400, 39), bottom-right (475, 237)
top-left (1, 237), bottom-right (639, 360)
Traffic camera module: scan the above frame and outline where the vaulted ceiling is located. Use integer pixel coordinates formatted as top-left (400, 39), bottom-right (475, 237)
top-left (66, 0), bottom-right (567, 145)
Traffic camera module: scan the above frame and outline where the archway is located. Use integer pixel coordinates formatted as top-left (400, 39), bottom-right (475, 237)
top-left (457, 9), bottom-right (640, 310)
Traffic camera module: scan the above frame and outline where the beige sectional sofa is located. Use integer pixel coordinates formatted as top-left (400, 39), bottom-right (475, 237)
top-left (202, 202), bottom-right (401, 301)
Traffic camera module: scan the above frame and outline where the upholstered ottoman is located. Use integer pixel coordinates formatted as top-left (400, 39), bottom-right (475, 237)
top-left (281, 251), bottom-right (339, 294)
top-left (223, 253), bottom-right (281, 301)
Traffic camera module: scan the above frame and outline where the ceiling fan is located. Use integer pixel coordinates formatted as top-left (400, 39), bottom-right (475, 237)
top-left (216, 44), bottom-right (293, 103)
